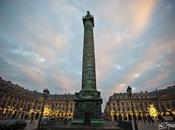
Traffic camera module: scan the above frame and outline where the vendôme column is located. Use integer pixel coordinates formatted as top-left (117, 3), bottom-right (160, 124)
top-left (82, 11), bottom-right (96, 91)
top-left (73, 11), bottom-right (102, 122)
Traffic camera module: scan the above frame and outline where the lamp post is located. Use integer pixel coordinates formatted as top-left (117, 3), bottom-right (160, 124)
top-left (127, 86), bottom-right (138, 130)
top-left (66, 100), bottom-right (69, 117)
top-left (155, 89), bottom-right (160, 112)
top-left (37, 88), bottom-right (50, 129)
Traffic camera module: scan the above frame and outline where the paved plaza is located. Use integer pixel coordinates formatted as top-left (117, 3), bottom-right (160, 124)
top-left (137, 122), bottom-right (158, 130)
top-left (24, 120), bottom-right (38, 130)
top-left (24, 120), bottom-right (159, 130)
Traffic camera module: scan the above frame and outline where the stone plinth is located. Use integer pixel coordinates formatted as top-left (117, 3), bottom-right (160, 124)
top-left (46, 127), bottom-right (123, 130)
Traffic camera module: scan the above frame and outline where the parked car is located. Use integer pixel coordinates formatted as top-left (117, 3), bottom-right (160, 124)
top-left (158, 121), bottom-right (175, 130)
top-left (40, 117), bottom-right (56, 129)
top-left (0, 120), bottom-right (9, 130)
top-left (158, 116), bottom-right (175, 130)
top-left (47, 118), bottom-right (56, 126)
top-left (0, 119), bottom-right (27, 130)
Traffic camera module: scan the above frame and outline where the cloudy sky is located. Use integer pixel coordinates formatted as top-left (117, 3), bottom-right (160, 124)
top-left (0, 0), bottom-right (175, 109)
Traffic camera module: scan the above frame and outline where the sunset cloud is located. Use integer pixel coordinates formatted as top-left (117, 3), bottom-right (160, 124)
top-left (20, 65), bottom-right (46, 87)
top-left (111, 37), bottom-right (175, 93)
top-left (132, 0), bottom-right (155, 34)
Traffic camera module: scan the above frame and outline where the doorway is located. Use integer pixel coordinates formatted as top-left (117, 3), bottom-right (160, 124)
top-left (84, 112), bottom-right (91, 126)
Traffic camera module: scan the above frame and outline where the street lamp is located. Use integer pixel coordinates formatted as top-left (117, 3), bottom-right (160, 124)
top-left (66, 100), bottom-right (68, 118)
top-left (127, 86), bottom-right (138, 130)
top-left (155, 89), bottom-right (160, 112)
top-left (37, 88), bottom-right (50, 129)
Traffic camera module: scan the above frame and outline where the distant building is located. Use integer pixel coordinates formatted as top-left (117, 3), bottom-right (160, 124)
top-left (0, 77), bottom-right (75, 120)
top-left (1, 77), bottom-right (175, 121)
top-left (104, 86), bottom-right (175, 121)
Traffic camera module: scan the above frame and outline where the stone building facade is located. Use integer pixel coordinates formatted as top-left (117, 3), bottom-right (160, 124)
top-left (104, 86), bottom-right (175, 121)
top-left (0, 77), bottom-right (75, 120)
top-left (1, 77), bottom-right (175, 121)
